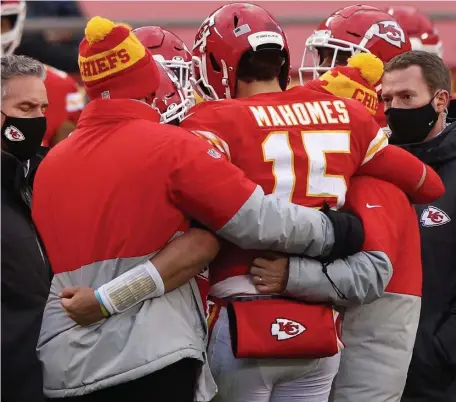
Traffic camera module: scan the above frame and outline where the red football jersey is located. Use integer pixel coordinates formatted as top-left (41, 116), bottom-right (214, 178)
top-left (42, 65), bottom-right (85, 147)
top-left (181, 86), bottom-right (441, 296)
top-left (183, 87), bottom-right (388, 210)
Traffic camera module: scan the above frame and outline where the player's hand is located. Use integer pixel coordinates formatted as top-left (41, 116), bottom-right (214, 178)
top-left (60, 287), bottom-right (105, 326)
top-left (250, 253), bottom-right (289, 294)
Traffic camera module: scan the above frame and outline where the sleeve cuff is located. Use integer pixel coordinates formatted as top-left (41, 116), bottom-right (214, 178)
top-left (285, 257), bottom-right (338, 303)
top-left (286, 256), bottom-right (302, 296)
top-left (286, 257), bottom-right (323, 296)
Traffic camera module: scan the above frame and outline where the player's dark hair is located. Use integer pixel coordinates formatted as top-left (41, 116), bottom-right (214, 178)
top-left (236, 48), bottom-right (285, 83)
top-left (385, 50), bottom-right (451, 94)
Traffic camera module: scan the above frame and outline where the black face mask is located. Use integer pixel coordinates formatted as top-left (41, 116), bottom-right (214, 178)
top-left (385, 94), bottom-right (440, 145)
top-left (1, 112), bottom-right (47, 162)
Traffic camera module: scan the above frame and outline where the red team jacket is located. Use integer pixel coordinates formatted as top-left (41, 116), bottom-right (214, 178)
top-left (42, 65), bottom-right (85, 147)
top-left (181, 86), bottom-right (441, 297)
top-left (334, 176), bottom-right (422, 402)
top-left (32, 99), bottom-right (259, 275)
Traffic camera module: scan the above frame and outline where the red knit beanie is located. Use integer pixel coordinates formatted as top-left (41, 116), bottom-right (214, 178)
top-left (78, 16), bottom-right (160, 100)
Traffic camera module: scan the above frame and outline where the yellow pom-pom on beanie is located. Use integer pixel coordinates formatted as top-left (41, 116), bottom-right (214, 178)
top-left (84, 16), bottom-right (116, 45)
top-left (347, 53), bottom-right (384, 86)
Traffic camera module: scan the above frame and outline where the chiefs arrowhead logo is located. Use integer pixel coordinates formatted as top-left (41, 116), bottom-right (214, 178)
top-left (4, 125), bottom-right (25, 141)
top-left (420, 206), bottom-right (451, 227)
top-left (271, 318), bottom-right (306, 340)
top-left (372, 21), bottom-right (406, 49)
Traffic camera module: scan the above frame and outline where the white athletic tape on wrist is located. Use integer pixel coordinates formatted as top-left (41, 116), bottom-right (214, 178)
top-left (97, 261), bottom-right (165, 315)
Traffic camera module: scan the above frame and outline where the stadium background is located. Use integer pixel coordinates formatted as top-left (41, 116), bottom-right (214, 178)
top-left (23, 1), bottom-right (456, 98)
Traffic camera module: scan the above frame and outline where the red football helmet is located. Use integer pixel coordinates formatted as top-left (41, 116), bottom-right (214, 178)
top-left (191, 2), bottom-right (290, 100)
top-left (1, 0), bottom-right (26, 56)
top-left (151, 61), bottom-right (191, 124)
top-left (133, 26), bottom-right (195, 106)
top-left (387, 6), bottom-right (443, 58)
top-left (300, 4), bottom-right (412, 82)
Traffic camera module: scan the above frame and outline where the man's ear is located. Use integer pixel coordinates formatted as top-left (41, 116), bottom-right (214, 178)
top-left (435, 90), bottom-right (450, 113)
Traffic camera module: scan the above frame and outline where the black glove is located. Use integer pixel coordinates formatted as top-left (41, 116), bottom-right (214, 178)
top-left (320, 202), bottom-right (365, 263)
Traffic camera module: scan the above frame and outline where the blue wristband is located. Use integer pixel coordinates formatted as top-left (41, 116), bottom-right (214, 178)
top-left (94, 289), bottom-right (111, 318)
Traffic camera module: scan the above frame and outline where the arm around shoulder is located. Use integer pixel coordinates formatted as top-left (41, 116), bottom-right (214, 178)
top-left (285, 251), bottom-right (392, 307)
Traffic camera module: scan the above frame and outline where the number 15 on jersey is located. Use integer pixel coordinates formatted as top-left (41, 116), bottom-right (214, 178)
top-left (262, 130), bottom-right (350, 209)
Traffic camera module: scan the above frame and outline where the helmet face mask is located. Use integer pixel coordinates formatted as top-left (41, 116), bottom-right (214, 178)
top-left (1, 0), bottom-right (26, 56)
top-left (153, 53), bottom-right (194, 107)
top-left (164, 58), bottom-right (194, 108)
top-left (300, 30), bottom-right (371, 80)
top-left (151, 61), bottom-right (192, 125)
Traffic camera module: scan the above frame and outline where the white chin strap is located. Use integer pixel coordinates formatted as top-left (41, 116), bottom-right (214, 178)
top-left (221, 59), bottom-right (231, 99)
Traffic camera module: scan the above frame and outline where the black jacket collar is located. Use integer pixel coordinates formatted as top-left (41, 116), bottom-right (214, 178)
top-left (1, 151), bottom-right (29, 192)
top-left (401, 120), bottom-right (456, 167)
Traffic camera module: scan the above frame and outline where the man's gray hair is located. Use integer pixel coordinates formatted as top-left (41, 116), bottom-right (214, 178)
top-left (1, 54), bottom-right (46, 99)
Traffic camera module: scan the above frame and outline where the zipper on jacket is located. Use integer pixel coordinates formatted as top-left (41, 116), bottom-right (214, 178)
top-left (21, 184), bottom-right (51, 274)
